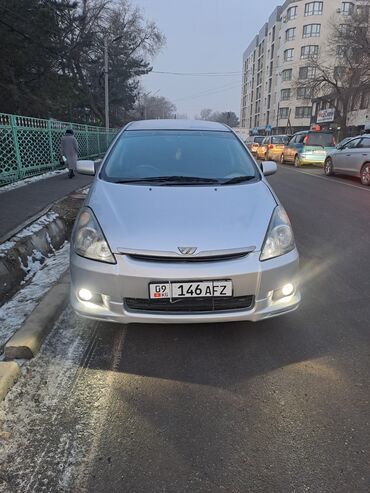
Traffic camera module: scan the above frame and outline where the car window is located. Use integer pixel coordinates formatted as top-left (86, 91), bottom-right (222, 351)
top-left (306, 133), bottom-right (335, 147)
top-left (288, 136), bottom-right (296, 145)
top-left (101, 130), bottom-right (260, 184)
top-left (255, 136), bottom-right (264, 144)
top-left (344, 138), bottom-right (361, 149)
top-left (358, 137), bottom-right (370, 149)
top-left (296, 134), bottom-right (306, 144)
top-left (271, 136), bottom-right (287, 144)
top-left (262, 137), bottom-right (269, 145)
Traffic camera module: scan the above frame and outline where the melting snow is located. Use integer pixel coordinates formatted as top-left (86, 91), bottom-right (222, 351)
top-left (0, 243), bottom-right (70, 349)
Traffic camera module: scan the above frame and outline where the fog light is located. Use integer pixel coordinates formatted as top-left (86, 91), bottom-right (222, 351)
top-left (79, 288), bottom-right (93, 301)
top-left (282, 283), bottom-right (294, 297)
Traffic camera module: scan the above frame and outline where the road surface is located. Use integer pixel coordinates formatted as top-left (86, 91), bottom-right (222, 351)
top-left (1, 165), bottom-right (369, 493)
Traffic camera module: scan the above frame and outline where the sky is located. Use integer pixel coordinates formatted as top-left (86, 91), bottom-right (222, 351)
top-left (135, 0), bottom-right (281, 119)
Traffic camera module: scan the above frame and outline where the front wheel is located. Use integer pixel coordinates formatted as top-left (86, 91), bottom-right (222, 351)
top-left (294, 155), bottom-right (301, 167)
top-left (324, 158), bottom-right (334, 176)
top-left (360, 163), bottom-right (370, 186)
top-left (280, 153), bottom-right (285, 164)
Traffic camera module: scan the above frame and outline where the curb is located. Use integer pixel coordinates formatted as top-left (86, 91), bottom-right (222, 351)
top-left (0, 361), bottom-right (20, 401)
top-left (4, 272), bottom-right (70, 360)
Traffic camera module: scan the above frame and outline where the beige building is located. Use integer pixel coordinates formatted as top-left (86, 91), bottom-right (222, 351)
top-left (240, 0), bottom-right (369, 135)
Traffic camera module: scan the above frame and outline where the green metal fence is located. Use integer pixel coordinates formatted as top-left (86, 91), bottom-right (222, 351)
top-left (0, 113), bottom-right (118, 185)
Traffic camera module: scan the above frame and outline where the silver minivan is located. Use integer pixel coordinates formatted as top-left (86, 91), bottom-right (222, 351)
top-left (70, 120), bottom-right (300, 325)
top-left (324, 135), bottom-right (370, 185)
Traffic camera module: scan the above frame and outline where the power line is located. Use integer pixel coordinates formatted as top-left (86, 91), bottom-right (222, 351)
top-left (151, 70), bottom-right (242, 77)
top-left (174, 82), bottom-right (241, 103)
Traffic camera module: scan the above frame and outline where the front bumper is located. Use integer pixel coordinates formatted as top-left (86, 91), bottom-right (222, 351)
top-left (70, 249), bottom-right (300, 324)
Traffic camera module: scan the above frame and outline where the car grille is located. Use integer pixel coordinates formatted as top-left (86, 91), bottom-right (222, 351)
top-left (125, 295), bottom-right (255, 313)
top-left (127, 252), bottom-right (248, 263)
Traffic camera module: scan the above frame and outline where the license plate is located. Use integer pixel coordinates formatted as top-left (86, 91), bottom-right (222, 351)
top-left (149, 280), bottom-right (233, 299)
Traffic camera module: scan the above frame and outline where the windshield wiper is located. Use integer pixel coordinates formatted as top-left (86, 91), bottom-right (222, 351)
top-left (111, 176), bottom-right (220, 185)
top-left (220, 176), bottom-right (256, 185)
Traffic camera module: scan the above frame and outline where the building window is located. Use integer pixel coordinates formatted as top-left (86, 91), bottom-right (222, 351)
top-left (297, 87), bottom-right (312, 99)
top-left (281, 89), bottom-right (291, 101)
top-left (336, 45), bottom-right (346, 57)
top-left (301, 45), bottom-right (319, 59)
top-left (295, 106), bottom-right (312, 118)
top-left (341, 2), bottom-right (354, 15)
top-left (303, 24), bottom-right (321, 37)
top-left (304, 2), bottom-right (323, 16)
top-left (334, 66), bottom-right (345, 78)
top-left (299, 66), bottom-right (317, 79)
top-left (287, 6), bottom-right (298, 20)
top-left (282, 69), bottom-right (293, 81)
top-left (286, 27), bottom-right (296, 41)
top-left (279, 107), bottom-right (289, 119)
top-left (284, 48), bottom-right (294, 62)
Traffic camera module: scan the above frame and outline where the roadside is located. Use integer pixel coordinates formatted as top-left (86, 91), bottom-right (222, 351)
top-left (0, 164), bottom-right (97, 400)
top-left (0, 168), bottom-right (93, 243)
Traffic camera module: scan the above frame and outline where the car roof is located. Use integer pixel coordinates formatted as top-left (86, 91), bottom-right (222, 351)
top-left (125, 119), bottom-right (230, 132)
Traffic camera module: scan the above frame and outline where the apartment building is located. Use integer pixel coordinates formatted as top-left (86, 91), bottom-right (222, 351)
top-left (240, 0), bottom-right (369, 135)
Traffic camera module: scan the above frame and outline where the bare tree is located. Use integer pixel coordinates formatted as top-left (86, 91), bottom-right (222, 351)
top-left (295, 1), bottom-right (370, 138)
top-left (199, 108), bottom-right (213, 120)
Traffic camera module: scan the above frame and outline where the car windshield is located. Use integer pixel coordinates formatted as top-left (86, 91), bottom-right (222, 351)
top-left (271, 136), bottom-right (289, 144)
top-left (254, 137), bottom-right (264, 144)
top-left (307, 133), bottom-right (336, 147)
top-left (101, 130), bottom-right (260, 185)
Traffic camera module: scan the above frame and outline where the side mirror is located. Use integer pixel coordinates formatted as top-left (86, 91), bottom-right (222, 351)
top-left (76, 160), bottom-right (95, 176)
top-left (261, 161), bottom-right (277, 176)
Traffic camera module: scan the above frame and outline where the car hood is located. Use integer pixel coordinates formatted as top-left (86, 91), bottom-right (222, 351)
top-left (87, 179), bottom-right (277, 255)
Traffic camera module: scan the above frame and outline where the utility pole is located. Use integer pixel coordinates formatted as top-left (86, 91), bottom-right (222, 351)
top-left (104, 37), bottom-right (109, 131)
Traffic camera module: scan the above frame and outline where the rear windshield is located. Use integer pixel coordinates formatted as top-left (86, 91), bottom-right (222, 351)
top-left (271, 136), bottom-right (289, 144)
top-left (254, 136), bottom-right (264, 144)
top-left (307, 133), bottom-right (335, 147)
top-left (101, 130), bottom-right (259, 185)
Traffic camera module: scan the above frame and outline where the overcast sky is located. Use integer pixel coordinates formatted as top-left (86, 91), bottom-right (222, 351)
top-left (135, 0), bottom-right (281, 118)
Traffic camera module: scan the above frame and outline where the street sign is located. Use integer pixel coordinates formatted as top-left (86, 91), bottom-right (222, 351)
top-left (265, 124), bottom-right (272, 132)
top-left (317, 108), bottom-right (335, 123)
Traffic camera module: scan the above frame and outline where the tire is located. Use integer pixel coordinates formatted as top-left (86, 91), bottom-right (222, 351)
top-left (360, 163), bottom-right (370, 186)
top-left (294, 155), bottom-right (301, 167)
top-left (280, 153), bottom-right (285, 164)
top-left (324, 157), bottom-right (334, 176)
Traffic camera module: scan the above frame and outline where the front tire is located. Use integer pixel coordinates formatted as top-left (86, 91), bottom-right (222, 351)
top-left (294, 155), bottom-right (301, 167)
top-left (360, 163), bottom-right (370, 186)
top-left (280, 153), bottom-right (285, 164)
top-left (324, 158), bottom-right (334, 176)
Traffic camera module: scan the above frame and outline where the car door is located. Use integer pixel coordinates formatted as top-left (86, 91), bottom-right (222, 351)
top-left (337, 138), bottom-right (362, 174)
top-left (351, 137), bottom-right (370, 176)
top-left (285, 136), bottom-right (297, 162)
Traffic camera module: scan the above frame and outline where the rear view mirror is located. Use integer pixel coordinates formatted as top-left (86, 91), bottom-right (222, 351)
top-left (76, 160), bottom-right (96, 175)
top-left (261, 161), bottom-right (277, 176)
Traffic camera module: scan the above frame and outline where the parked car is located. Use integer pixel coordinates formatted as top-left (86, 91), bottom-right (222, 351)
top-left (324, 135), bottom-right (370, 185)
top-left (256, 135), bottom-right (290, 161)
top-left (245, 135), bottom-right (265, 155)
top-left (280, 131), bottom-right (336, 167)
top-left (71, 119), bottom-right (300, 325)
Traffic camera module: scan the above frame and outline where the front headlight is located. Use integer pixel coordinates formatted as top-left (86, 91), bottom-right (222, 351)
top-left (260, 206), bottom-right (295, 261)
top-left (72, 207), bottom-right (116, 264)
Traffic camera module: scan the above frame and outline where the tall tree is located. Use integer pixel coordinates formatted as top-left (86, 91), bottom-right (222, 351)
top-left (0, 0), bottom-right (165, 125)
top-left (295, 1), bottom-right (370, 138)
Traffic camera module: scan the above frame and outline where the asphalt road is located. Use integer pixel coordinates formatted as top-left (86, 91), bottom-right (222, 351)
top-left (1, 165), bottom-right (370, 493)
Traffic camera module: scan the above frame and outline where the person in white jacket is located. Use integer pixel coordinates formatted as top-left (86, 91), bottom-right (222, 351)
top-left (61, 129), bottom-right (79, 178)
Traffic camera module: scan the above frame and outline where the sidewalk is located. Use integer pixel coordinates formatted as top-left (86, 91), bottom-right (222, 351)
top-left (1, 171), bottom-right (93, 241)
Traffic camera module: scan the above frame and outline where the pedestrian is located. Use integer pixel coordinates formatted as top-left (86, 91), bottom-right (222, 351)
top-left (61, 129), bottom-right (79, 178)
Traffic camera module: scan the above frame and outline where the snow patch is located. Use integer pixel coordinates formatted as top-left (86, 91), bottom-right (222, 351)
top-left (0, 169), bottom-right (68, 194)
top-left (0, 211), bottom-right (60, 257)
top-left (0, 243), bottom-right (70, 348)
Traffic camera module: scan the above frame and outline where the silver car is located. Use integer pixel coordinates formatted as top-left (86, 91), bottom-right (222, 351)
top-left (324, 135), bottom-right (370, 185)
top-left (71, 120), bottom-right (300, 324)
